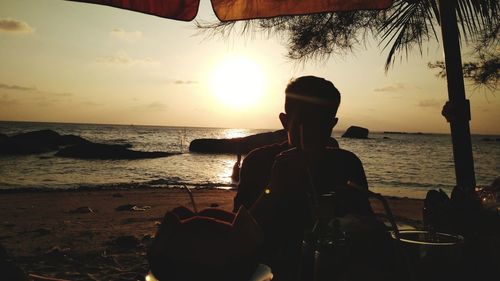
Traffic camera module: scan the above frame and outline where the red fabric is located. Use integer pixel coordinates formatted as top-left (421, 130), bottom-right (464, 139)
top-left (212, 0), bottom-right (394, 21)
top-left (70, 0), bottom-right (393, 21)
top-left (69, 0), bottom-right (200, 21)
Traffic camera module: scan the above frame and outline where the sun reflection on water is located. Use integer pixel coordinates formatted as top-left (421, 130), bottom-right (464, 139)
top-left (223, 129), bottom-right (251, 139)
top-left (217, 157), bottom-right (240, 189)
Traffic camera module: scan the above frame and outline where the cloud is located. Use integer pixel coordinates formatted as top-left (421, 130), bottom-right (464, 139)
top-left (0, 94), bottom-right (19, 106)
top-left (0, 82), bottom-right (73, 97)
top-left (96, 51), bottom-right (156, 66)
top-left (418, 99), bottom-right (441, 108)
top-left (173, 80), bottom-right (198, 85)
top-left (374, 83), bottom-right (406, 92)
top-left (0, 86), bottom-right (75, 109)
top-left (0, 18), bottom-right (34, 33)
top-left (0, 83), bottom-right (36, 91)
top-left (146, 101), bottom-right (168, 111)
top-left (110, 28), bottom-right (142, 42)
top-left (0, 82), bottom-right (74, 108)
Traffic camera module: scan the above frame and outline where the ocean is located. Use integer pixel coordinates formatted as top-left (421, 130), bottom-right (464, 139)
top-left (0, 121), bottom-right (498, 199)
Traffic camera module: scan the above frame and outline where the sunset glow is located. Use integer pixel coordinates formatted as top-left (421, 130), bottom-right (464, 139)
top-left (211, 56), bottom-right (266, 108)
top-left (0, 0), bottom-right (498, 133)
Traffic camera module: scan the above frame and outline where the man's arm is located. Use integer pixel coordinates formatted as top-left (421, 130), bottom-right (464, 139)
top-left (233, 152), bottom-right (266, 212)
top-left (347, 152), bottom-right (369, 189)
top-left (342, 150), bottom-right (374, 215)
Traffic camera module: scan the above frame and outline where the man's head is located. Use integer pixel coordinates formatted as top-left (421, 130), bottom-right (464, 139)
top-left (279, 76), bottom-right (340, 149)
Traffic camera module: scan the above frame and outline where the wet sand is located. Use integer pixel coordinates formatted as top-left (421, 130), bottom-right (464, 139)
top-left (0, 188), bottom-right (423, 280)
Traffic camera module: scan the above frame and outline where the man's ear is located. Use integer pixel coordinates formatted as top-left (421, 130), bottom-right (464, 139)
top-left (332, 117), bottom-right (338, 128)
top-left (279, 113), bottom-right (287, 130)
top-left (328, 117), bottom-right (338, 131)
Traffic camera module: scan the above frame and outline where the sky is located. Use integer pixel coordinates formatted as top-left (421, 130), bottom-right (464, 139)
top-left (0, 0), bottom-right (498, 134)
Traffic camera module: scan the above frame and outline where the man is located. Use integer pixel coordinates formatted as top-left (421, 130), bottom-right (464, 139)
top-left (242, 76), bottom-right (375, 280)
top-left (233, 76), bottom-right (340, 212)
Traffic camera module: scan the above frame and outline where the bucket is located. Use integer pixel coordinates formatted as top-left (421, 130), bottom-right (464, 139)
top-left (391, 230), bottom-right (464, 281)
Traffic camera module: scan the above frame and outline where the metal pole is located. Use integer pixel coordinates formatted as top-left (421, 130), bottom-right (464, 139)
top-left (437, 0), bottom-right (476, 194)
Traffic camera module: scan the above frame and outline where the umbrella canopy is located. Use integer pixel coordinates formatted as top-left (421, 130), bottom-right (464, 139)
top-left (68, 0), bottom-right (393, 21)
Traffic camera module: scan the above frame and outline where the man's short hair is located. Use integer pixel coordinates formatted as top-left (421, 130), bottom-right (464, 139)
top-left (285, 76), bottom-right (341, 116)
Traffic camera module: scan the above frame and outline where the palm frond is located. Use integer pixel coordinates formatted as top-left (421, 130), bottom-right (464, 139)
top-left (378, 0), bottom-right (435, 71)
top-left (378, 0), bottom-right (499, 71)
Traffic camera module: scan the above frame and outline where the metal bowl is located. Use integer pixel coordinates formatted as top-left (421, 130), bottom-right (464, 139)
top-left (391, 230), bottom-right (464, 280)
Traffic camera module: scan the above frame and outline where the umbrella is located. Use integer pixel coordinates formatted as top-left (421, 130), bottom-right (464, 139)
top-left (68, 0), bottom-right (476, 196)
top-left (68, 0), bottom-right (393, 21)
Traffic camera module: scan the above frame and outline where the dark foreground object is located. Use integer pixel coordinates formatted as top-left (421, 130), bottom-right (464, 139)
top-left (148, 206), bottom-right (262, 281)
top-left (342, 126), bottom-right (369, 139)
top-left (420, 188), bottom-right (500, 281)
top-left (189, 129), bottom-right (287, 154)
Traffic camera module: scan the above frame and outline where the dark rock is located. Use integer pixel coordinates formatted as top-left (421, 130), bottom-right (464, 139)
top-left (482, 137), bottom-right (492, 141)
top-left (69, 206), bottom-right (94, 214)
top-left (44, 246), bottom-right (69, 259)
top-left (121, 143), bottom-right (133, 148)
top-left (383, 136), bottom-right (391, 139)
top-left (0, 129), bottom-right (61, 155)
top-left (342, 126), bottom-right (369, 139)
top-left (33, 228), bottom-right (51, 236)
top-left (112, 193), bottom-right (124, 197)
top-left (383, 131), bottom-right (407, 134)
top-left (0, 130), bottom-right (90, 155)
top-left (0, 133), bottom-right (7, 141)
top-left (131, 205), bottom-right (151, 211)
top-left (0, 260), bottom-right (28, 281)
top-left (114, 235), bottom-right (140, 249)
top-left (142, 234), bottom-right (153, 242)
top-left (115, 204), bottom-right (136, 211)
top-left (59, 134), bottom-right (90, 146)
top-left (115, 204), bottom-right (150, 211)
top-left (55, 142), bottom-right (175, 160)
top-left (0, 243), bottom-right (7, 259)
top-left (189, 129), bottom-right (287, 154)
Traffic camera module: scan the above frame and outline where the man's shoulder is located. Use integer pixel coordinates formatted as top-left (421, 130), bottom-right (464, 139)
top-left (274, 147), bottom-right (361, 164)
top-left (327, 147), bottom-right (359, 158)
top-left (243, 141), bottom-right (289, 164)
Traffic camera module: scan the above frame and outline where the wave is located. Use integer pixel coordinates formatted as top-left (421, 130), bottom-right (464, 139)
top-left (0, 177), bottom-right (236, 193)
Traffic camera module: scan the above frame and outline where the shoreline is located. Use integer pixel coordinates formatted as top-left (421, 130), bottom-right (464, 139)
top-left (0, 187), bottom-right (423, 280)
top-left (0, 183), bottom-right (430, 199)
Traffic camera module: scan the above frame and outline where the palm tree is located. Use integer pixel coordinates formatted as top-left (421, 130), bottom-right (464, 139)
top-left (198, 0), bottom-right (499, 88)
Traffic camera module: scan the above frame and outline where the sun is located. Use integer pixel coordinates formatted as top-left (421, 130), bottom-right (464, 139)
top-left (211, 56), bottom-right (266, 108)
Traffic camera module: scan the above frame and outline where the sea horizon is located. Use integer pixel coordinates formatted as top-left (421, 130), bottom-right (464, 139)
top-left (2, 119), bottom-right (499, 137)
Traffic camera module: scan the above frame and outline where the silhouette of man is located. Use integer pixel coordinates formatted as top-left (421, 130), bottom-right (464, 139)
top-left (233, 76), bottom-right (340, 212)
top-left (246, 76), bottom-right (374, 280)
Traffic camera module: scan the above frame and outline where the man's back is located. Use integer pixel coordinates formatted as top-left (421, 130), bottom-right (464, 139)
top-left (251, 147), bottom-right (374, 281)
top-left (233, 138), bottom-right (339, 213)
top-left (252, 147), bottom-right (373, 229)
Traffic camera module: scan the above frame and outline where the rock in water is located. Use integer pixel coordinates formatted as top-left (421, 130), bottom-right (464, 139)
top-left (342, 126), bottom-right (369, 139)
top-left (55, 142), bottom-right (174, 160)
top-left (0, 129), bottom-right (61, 154)
top-left (0, 130), bottom-right (89, 155)
top-left (189, 129), bottom-right (287, 154)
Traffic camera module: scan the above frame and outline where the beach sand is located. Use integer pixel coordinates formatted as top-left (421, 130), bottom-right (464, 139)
top-left (0, 188), bottom-right (423, 280)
